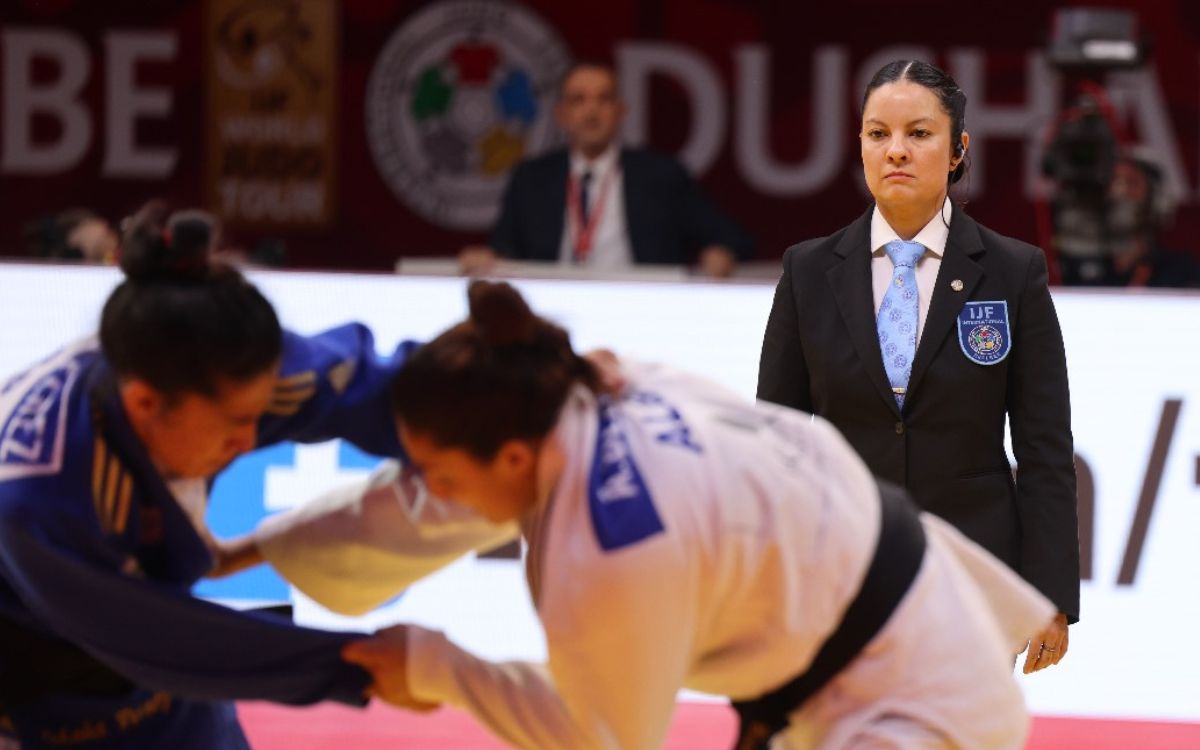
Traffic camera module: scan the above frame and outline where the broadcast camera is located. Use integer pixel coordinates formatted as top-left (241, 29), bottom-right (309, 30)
top-left (1041, 8), bottom-right (1155, 285)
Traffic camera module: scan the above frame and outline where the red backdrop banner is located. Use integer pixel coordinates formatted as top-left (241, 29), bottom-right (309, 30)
top-left (1, 0), bottom-right (1197, 270)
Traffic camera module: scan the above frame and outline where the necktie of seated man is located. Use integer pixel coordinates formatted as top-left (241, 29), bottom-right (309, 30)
top-left (580, 171), bottom-right (593, 226)
top-left (877, 239), bottom-right (924, 408)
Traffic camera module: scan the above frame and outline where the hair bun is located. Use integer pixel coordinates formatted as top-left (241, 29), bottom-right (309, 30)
top-left (120, 204), bottom-right (215, 282)
top-left (467, 280), bottom-right (537, 346)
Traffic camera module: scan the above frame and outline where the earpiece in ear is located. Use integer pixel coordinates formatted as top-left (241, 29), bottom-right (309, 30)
top-left (950, 142), bottom-right (966, 171)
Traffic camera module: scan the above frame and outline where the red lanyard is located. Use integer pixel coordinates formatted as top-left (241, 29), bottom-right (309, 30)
top-left (567, 166), bottom-right (616, 262)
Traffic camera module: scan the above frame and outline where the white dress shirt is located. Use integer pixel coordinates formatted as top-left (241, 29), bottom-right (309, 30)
top-left (870, 197), bottom-right (953, 347)
top-left (558, 144), bottom-right (634, 269)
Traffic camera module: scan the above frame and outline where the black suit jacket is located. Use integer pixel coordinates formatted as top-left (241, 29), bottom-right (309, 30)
top-left (490, 147), bottom-right (752, 264)
top-left (758, 206), bottom-right (1080, 621)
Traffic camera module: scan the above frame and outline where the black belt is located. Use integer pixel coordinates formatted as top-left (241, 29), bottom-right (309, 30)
top-left (730, 479), bottom-right (927, 750)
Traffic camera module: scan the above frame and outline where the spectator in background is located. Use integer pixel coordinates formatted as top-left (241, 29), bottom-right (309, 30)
top-left (23, 208), bottom-right (119, 264)
top-left (1100, 153), bottom-right (1200, 288)
top-left (459, 62), bottom-right (752, 278)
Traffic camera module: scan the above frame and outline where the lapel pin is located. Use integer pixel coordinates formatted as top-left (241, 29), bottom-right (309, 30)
top-left (950, 279), bottom-right (964, 292)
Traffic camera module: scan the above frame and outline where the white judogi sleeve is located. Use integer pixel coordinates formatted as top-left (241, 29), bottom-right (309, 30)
top-left (406, 533), bottom-right (695, 750)
top-left (256, 460), bottom-right (519, 616)
top-left (921, 513), bottom-right (1056, 652)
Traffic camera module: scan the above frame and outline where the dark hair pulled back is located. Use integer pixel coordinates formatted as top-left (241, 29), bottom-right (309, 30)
top-left (99, 205), bottom-right (282, 397)
top-left (391, 281), bottom-right (599, 460)
top-left (863, 60), bottom-right (969, 184)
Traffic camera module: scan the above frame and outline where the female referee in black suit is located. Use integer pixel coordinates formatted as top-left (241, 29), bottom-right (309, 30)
top-left (757, 59), bottom-right (1078, 674)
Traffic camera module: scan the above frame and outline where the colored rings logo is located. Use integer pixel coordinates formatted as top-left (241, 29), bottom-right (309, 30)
top-left (967, 324), bottom-right (1003, 356)
top-left (365, 1), bottom-right (571, 230)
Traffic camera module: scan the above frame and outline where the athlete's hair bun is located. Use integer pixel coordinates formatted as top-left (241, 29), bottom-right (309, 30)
top-left (120, 204), bottom-right (216, 283)
top-left (468, 280), bottom-right (538, 347)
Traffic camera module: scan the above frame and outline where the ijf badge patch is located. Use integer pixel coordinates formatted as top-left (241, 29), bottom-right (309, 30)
top-left (958, 301), bottom-right (1012, 365)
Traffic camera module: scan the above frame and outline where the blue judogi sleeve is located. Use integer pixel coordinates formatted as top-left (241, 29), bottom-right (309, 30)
top-left (0, 477), bottom-right (370, 706)
top-left (256, 324), bottom-right (421, 459)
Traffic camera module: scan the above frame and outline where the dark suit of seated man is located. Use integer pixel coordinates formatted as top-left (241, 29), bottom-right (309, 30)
top-left (460, 63), bottom-right (752, 278)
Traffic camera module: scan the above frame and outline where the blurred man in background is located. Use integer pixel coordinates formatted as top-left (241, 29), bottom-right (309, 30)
top-left (460, 63), bottom-right (752, 278)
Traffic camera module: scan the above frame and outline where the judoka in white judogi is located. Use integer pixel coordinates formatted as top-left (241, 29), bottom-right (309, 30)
top-left (257, 362), bottom-right (1054, 750)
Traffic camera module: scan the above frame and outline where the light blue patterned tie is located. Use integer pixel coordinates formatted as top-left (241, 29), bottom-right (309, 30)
top-left (877, 240), bottom-right (924, 408)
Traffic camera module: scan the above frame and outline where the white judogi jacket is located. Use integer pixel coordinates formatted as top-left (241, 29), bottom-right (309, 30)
top-left (256, 362), bottom-right (1054, 750)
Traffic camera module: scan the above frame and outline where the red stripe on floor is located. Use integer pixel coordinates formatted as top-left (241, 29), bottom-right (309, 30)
top-left (238, 702), bottom-right (1200, 749)
top-left (1026, 715), bottom-right (1200, 750)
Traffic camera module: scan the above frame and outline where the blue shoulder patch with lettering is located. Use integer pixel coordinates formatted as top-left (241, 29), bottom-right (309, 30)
top-left (0, 357), bottom-right (81, 482)
top-left (587, 397), bottom-right (665, 552)
top-left (957, 300), bottom-right (1012, 365)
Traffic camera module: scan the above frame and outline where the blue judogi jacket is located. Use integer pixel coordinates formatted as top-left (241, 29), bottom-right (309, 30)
top-left (0, 325), bottom-right (417, 749)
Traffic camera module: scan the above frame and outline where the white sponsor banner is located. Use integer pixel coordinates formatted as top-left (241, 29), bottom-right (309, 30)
top-left (1, 263), bottom-right (1198, 722)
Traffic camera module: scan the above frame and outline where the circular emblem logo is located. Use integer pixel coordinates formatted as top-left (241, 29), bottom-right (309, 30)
top-left (967, 324), bottom-right (1003, 357)
top-left (365, 1), bottom-right (571, 230)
